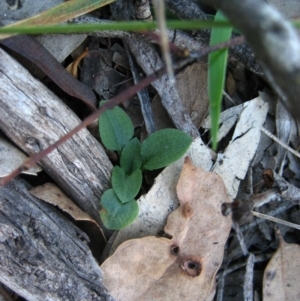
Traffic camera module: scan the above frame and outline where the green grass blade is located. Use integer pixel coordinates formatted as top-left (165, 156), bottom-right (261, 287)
top-left (208, 10), bottom-right (232, 150)
top-left (0, 20), bottom-right (232, 37)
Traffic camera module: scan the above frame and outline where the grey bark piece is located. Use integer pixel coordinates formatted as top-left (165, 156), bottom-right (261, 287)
top-left (110, 0), bottom-right (136, 21)
top-left (124, 42), bottom-right (156, 134)
top-left (165, 0), bottom-right (208, 20)
top-left (0, 48), bottom-right (112, 226)
top-left (0, 178), bottom-right (115, 301)
top-left (275, 101), bottom-right (294, 174)
top-left (243, 253), bottom-right (255, 301)
top-left (35, 34), bottom-right (87, 63)
top-left (127, 37), bottom-right (200, 138)
top-left (268, 0), bottom-right (300, 19)
top-left (111, 0), bottom-right (152, 22)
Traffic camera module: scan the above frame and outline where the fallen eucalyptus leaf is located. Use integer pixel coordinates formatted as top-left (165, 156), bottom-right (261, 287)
top-left (0, 0), bottom-right (115, 39)
top-left (213, 96), bottom-right (269, 197)
top-left (102, 157), bottom-right (231, 301)
top-left (0, 36), bottom-right (97, 109)
top-left (30, 182), bottom-right (106, 259)
top-left (176, 62), bottom-right (209, 129)
top-left (263, 233), bottom-right (300, 301)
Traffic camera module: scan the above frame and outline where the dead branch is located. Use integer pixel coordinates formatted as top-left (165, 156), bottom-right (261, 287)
top-left (126, 37), bottom-right (200, 138)
top-left (0, 48), bottom-right (112, 227)
top-left (0, 178), bottom-right (114, 301)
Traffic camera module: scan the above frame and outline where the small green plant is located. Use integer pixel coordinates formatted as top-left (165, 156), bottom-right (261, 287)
top-left (98, 102), bottom-right (192, 229)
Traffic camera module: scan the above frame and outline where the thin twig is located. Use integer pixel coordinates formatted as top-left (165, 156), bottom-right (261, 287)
top-left (153, 0), bottom-right (174, 82)
top-left (223, 90), bottom-right (237, 106)
top-left (218, 254), bottom-right (271, 280)
top-left (190, 35), bottom-right (245, 58)
top-left (216, 275), bottom-right (225, 301)
top-left (261, 127), bottom-right (300, 160)
top-left (251, 211), bottom-right (300, 230)
top-left (238, 201), bottom-right (296, 233)
top-left (243, 253), bottom-right (255, 301)
top-left (124, 42), bottom-right (156, 134)
top-left (232, 222), bottom-right (249, 256)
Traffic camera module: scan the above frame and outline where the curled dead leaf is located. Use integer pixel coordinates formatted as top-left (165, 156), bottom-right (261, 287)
top-left (262, 168), bottom-right (274, 188)
top-left (30, 183), bottom-right (106, 259)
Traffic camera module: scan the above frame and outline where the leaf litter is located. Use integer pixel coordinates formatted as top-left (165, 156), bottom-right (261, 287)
top-left (102, 95), bottom-right (269, 300)
top-left (1, 1), bottom-right (300, 299)
top-left (101, 157), bottom-right (232, 301)
top-left (263, 230), bottom-right (300, 301)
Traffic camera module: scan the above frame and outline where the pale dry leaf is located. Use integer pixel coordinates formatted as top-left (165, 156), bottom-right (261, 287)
top-left (202, 103), bottom-right (244, 143)
top-left (263, 235), bottom-right (300, 301)
top-left (201, 102), bottom-right (244, 142)
top-left (30, 183), bottom-right (106, 242)
top-left (202, 103), bottom-right (244, 129)
top-left (176, 62), bottom-right (209, 129)
top-left (110, 137), bottom-right (212, 253)
top-left (102, 157), bottom-right (232, 301)
top-left (213, 96), bottom-right (269, 197)
top-left (0, 137), bottom-right (41, 177)
top-left (275, 101), bottom-right (293, 173)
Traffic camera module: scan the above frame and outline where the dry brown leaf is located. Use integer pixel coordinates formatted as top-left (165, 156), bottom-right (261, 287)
top-left (150, 62), bottom-right (209, 131)
top-left (66, 48), bottom-right (89, 78)
top-left (151, 94), bottom-right (174, 130)
top-left (176, 62), bottom-right (209, 128)
top-left (263, 233), bottom-right (300, 301)
top-left (30, 183), bottom-right (106, 258)
top-left (102, 157), bottom-right (231, 301)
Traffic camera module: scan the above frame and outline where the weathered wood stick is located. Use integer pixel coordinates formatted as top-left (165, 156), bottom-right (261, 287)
top-left (0, 48), bottom-right (112, 226)
top-left (0, 178), bottom-right (115, 301)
